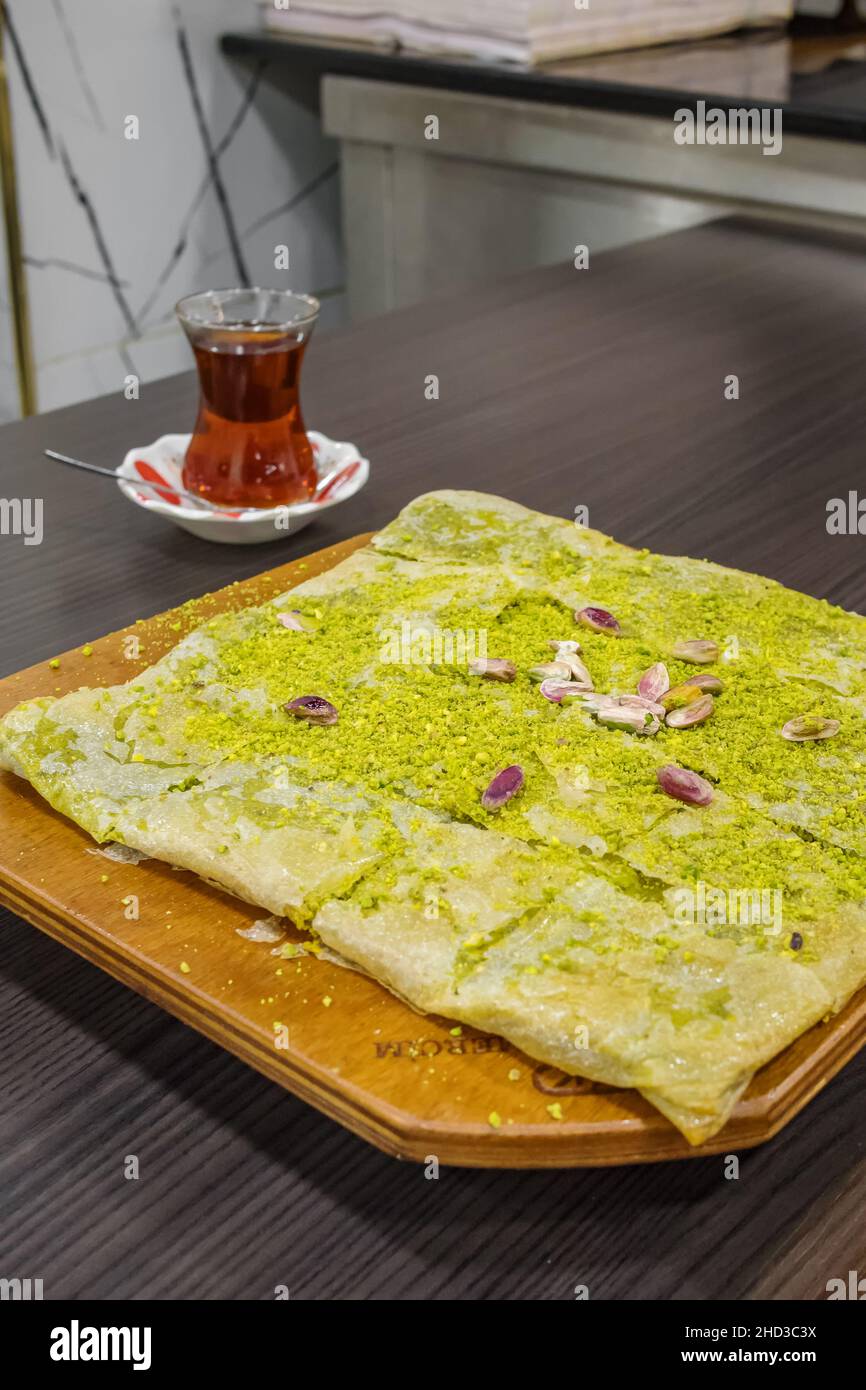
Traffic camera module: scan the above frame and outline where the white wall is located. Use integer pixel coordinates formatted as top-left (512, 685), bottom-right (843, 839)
top-left (0, 0), bottom-right (345, 420)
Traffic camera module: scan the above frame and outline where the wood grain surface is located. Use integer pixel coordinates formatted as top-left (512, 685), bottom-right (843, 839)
top-left (2, 218), bottom-right (866, 1296)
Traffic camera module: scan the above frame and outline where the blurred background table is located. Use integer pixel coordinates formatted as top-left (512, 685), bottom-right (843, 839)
top-left (224, 23), bottom-right (866, 316)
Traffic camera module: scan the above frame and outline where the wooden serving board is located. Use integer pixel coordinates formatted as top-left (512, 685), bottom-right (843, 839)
top-left (1, 536), bottom-right (865, 1167)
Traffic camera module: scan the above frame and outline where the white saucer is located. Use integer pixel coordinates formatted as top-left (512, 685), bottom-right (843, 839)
top-left (117, 431), bottom-right (369, 545)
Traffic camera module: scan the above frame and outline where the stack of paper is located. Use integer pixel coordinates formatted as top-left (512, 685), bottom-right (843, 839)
top-left (259, 1), bottom-right (793, 65)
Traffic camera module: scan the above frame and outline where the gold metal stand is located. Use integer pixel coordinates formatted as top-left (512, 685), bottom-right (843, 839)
top-left (0, 8), bottom-right (35, 416)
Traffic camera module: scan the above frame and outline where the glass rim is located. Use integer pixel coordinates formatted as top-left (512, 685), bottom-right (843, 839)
top-left (175, 286), bottom-right (320, 332)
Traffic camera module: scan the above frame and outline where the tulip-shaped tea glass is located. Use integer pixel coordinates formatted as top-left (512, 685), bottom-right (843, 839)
top-left (176, 287), bottom-right (320, 508)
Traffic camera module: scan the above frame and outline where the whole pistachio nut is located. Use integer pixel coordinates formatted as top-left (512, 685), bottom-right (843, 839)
top-left (561, 652), bottom-right (594, 687)
top-left (684, 672), bottom-right (724, 694)
top-left (540, 678), bottom-right (593, 703)
top-left (548, 638), bottom-right (583, 657)
top-left (468, 658), bottom-right (516, 682)
top-left (568, 692), bottom-right (619, 714)
top-left (595, 705), bottom-right (660, 736)
top-left (277, 610), bottom-right (309, 632)
top-left (672, 639), bottom-right (719, 665)
top-left (781, 715), bottom-right (840, 742)
top-left (637, 662), bottom-right (670, 703)
top-left (656, 764), bottom-right (714, 806)
top-left (575, 606), bottom-right (621, 637)
top-left (660, 682), bottom-right (705, 712)
top-left (481, 764), bottom-right (524, 811)
top-left (617, 694), bottom-right (667, 718)
top-left (665, 694), bottom-right (714, 729)
top-left (284, 695), bottom-right (338, 726)
top-left (528, 661), bottom-right (573, 683)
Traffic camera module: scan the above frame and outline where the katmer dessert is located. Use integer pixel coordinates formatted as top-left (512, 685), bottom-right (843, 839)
top-left (3, 491), bottom-right (866, 1144)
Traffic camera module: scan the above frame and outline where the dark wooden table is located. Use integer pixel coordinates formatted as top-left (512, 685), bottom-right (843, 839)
top-left (3, 217), bottom-right (866, 1300)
